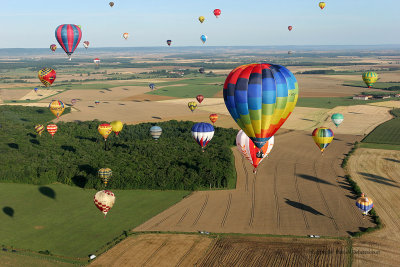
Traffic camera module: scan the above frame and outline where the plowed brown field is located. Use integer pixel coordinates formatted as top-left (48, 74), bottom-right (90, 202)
top-left (347, 148), bottom-right (400, 267)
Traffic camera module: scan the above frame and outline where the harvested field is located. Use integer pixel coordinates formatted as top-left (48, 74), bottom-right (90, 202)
top-left (347, 148), bottom-right (400, 267)
top-left (90, 234), bottom-right (213, 267)
top-left (134, 130), bottom-right (374, 236)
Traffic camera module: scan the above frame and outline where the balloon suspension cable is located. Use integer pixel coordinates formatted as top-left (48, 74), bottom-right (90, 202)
top-left (68, 55), bottom-right (72, 61)
top-left (104, 139), bottom-right (107, 151)
top-left (253, 168), bottom-right (257, 174)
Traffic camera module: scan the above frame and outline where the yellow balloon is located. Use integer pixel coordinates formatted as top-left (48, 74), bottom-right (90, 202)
top-left (188, 101), bottom-right (197, 112)
top-left (110, 120), bottom-right (123, 136)
top-left (198, 16), bottom-right (205, 23)
top-left (362, 72), bottom-right (378, 88)
top-left (319, 2), bottom-right (326, 9)
top-left (98, 123), bottom-right (113, 140)
top-left (49, 100), bottom-right (65, 118)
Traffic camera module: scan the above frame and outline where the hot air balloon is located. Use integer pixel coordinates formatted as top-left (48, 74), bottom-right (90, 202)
top-left (199, 67), bottom-right (205, 74)
top-left (188, 101), bottom-right (197, 112)
top-left (95, 100), bottom-right (100, 105)
top-left (319, 2), bottom-right (326, 10)
top-left (34, 87), bottom-right (38, 93)
top-left (47, 124), bottom-right (58, 138)
top-left (191, 122), bottom-right (214, 151)
top-left (71, 99), bottom-right (77, 105)
top-left (110, 120), bottom-right (123, 136)
top-left (200, 35), bottom-right (207, 44)
top-left (288, 51), bottom-right (293, 55)
top-left (196, 95), bottom-right (204, 104)
top-left (55, 24), bottom-right (82, 60)
top-left (312, 127), bottom-right (334, 153)
top-left (288, 26), bottom-right (293, 31)
top-left (223, 63), bottom-right (298, 152)
top-left (209, 114), bottom-right (218, 125)
top-left (213, 9), bottom-right (221, 18)
top-left (123, 33), bottom-right (129, 40)
top-left (331, 113), bottom-right (344, 127)
top-left (94, 58), bottom-right (101, 66)
top-left (94, 190), bottom-right (115, 217)
top-left (98, 168), bottom-right (112, 186)
top-left (362, 72), bottom-right (378, 88)
top-left (35, 125), bottom-right (45, 136)
top-left (356, 193), bottom-right (374, 216)
top-left (50, 44), bottom-right (57, 52)
top-left (236, 130), bottom-right (274, 173)
top-left (38, 68), bottom-right (56, 87)
top-left (199, 16), bottom-right (205, 23)
top-left (49, 100), bottom-right (65, 118)
top-left (109, 2), bottom-right (114, 7)
top-left (98, 123), bottom-right (113, 141)
top-left (83, 41), bottom-right (89, 49)
top-left (150, 126), bottom-right (162, 141)
top-left (167, 40), bottom-right (172, 46)
top-left (149, 83), bottom-right (155, 90)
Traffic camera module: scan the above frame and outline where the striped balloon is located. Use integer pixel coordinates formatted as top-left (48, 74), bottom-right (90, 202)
top-left (356, 193), bottom-right (374, 215)
top-left (224, 63), bottom-right (298, 149)
top-left (50, 44), bottom-right (57, 52)
top-left (150, 126), bottom-right (162, 140)
top-left (94, 190), bottom-right (115, 216)
top-left (312, 127), bottom-right (334, 153)
top-left (191, 123), bottom-right (214, 151)
top-left (236, 130), bottom-right (274, 173)
top-left (362, 72), bottom-right (378, 88)
top-left (55, 24), bottom-right (82, 59)
top-left (98, 168), bottom-right (112, 186)
top-left (47, 124), bottom-right (58, 137)
top-left (49, 100), bottom-right (65, 118)
top-left (35, 124), bottom-right (45, 136)
top-left (188, 101), bottom-right (197, 112)
top-left (209, 114), bottom-right (218, 124)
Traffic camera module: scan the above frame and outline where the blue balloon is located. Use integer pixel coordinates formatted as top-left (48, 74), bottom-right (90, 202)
top-left (149, 83), bottom-right (155, 90)
top-left (191, 123), bottom-right (214, 150)
top-left (200, 35), bottom-right (207, 44)
top-left (150, 126), bottom-right (162, 140)
top-left (34, 87), bottom-right (38, 92)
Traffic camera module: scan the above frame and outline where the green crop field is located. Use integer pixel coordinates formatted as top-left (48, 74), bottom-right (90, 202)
top-left (343, 81), bottom-right (400, 89)
top-left (295, 97), bottom-right (393, 109)
top-left (0, 183), bottom-right (188, 258)
top-left (0, 250), bottom-right (77, 266)
top-left (362, 108), bottom-right (400, 146)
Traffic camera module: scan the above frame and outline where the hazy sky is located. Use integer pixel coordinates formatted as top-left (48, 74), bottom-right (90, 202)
top-left (0, 0), bottom-right (398, 48)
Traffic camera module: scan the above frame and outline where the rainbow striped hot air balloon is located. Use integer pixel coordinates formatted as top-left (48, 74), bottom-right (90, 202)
top-left (224, 63), bottom-right (298, 150)
top-left (312, 127), bottom-right (334, 153)
top-left (55, 24), bottom-right (82, 60)
top-left (35, 125), bottom-right (45, 136)
top-left (356, 193), bottom-right (374, 216)
top-left (49, 100), bottom-right (65, 118)
top-left (191, 123), bottom-right (214, 151)
top-left (236, 130), bottom-right (274, 173)
top-left (362, 72), bottom-right (378, 88)
top-left (98, 168), bottom-right (112, 186)
top-left (188, 101), bottom-right (197, 112)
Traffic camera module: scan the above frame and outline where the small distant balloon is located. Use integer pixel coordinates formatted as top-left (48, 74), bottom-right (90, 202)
top-left (49, 100), bottom-right (65, 118)
top-left (110, 120), bottom-right (123, 136)
top-left (213, 9), bottom-right (221, 18)
top-left (209, 114), bottom-right (218, 125)
top-left (288, 26), bottom-right (293, 31)
top-left (34, 87), bottom-right (38, 93)
top-left (94, 58), bottom-right (101, 66)
top-left (200, 35), bottom-right (207, 44)
top-left (38, 68), bottom-right (56, 87)
top-left (35, 124), bottom-right (45, 136)
top-left (167, 40), bottom-right (172, 46)
top-left (98, 123), bottom-right (113, 141)
top-left (71, 99), bottom-right (77, 105)
top-left (196, 95), bottom-right (204, 104)
top-left (331, 113), bottom-right (344, 127)
top-left (94, 190), bottom-right (115, 217)
top-left (83, 41), bottom-right (89, 49)
top-left (191, 123), bottom-right (214, 151)
top-left (312, 127), bottom-right (334, 153)
top-left (319, 2), bottom-right (326, 10)
top-left (47, 124), bottom-right (58, 138)
top-left (149, 83), bottom-right (155, 90)
top-left (50, 44), bottom-right (57, 52)
top-left (199, 67), bottom-right (205, 74)
top-left (188, 101), bottom-right (197, 112)
top-left (198, 16), bottom-right (205, 23)
top-left (109, 2), bottom-right (114, 7)
top-left (98, 168), bottom-right (112, 186)
top-left (123, 33), bottom-right (129, 40)
top-left (95, 100), bottom-right (100, 105)
top-left (150, 126), bottom-right (162, 140)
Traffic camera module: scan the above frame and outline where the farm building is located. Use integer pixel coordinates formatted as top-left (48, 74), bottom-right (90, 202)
top-left (353, 95), bottom-right (369, 100)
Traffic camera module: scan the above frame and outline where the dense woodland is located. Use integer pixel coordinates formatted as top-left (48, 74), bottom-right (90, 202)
top-left (0, 106), bottom-right (237, 190)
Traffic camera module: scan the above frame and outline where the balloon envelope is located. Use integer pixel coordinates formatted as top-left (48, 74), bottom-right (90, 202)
top-left (188, 101), bottom-right (197, 112)
top-left (150, 126), bottom-right (162, 140)
top-left (312, 127), bottom-right (334, 152)
top-left (196, 95), bottom-right (204, 103)
top-left (123, 33), bottom-right (129, 40)
top-left (83, 41), bottom-right (89, 49)
top-left (109, 2), bottom-right (114, 7)
top-left (213, 9), bottom-right (221, 18)
top-left (94, 190), bottom-right (115, 216)
top-left (209, 114), bottom-right (218, 124)
top-left (98, 168), bottom-right (112, 185)
top-left (110, 120), bottom-right (123, 135)
top-left (199, 67), bottom-right (205, 74)
top-left (98, 123), bottom-right (113, 140)
top-left (331, 113), bottom-right (344, 127)
top-left (319, 2), bottom-right (326, 9)
top-left (167, 40), bottom-right (172, 46)
top-left (71, 99), bottom-right (77, 105)
top-left (94, 58), bottom-right (101, 65)
top-left (223, 63), bottom-right (298, 149)
top-left (288, 26), bottom-right (293, 31)
top-left (47, 124), bottom-right (58, 137)
top-left (200, 35), bottom-right (207, 44)
top-left (50, 44), bottom-right (57, 52)
top-left (55, 24), bottom-right (82, 59)
top-left (149, 83), bottom-right (155, 90)
top-left (191, 123), bottom-right (214, 150)
top-left (35, 124), bottom-right (45, 136)
top-left (198, 16), bottom-right (205, 23)
top-left (236, 130), bottom-right (274, 170)
top-left (356, 193), bottom-right (373, 215)
top-left (362, 72), bottom-right (378, 88)
top-left (38, 68), bottom-right (56, 87)
top-left (49, 100), bottom-right (65, 118)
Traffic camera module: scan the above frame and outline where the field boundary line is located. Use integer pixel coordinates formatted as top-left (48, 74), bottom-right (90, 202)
top-left (141, 238), bottom-right (169, 267)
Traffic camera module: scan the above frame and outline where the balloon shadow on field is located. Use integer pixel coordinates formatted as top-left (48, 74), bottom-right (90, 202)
top-left (72, 164), bottom-right (96, 188)
top-left (113, 143), bottom-right (129, 149)
top-left (300, 118), bottom-right (313, 122)
top-left (76, 136), bottom-right (97, 142)
top-left (30, 139), bottom-right (40, 145)
top-left (358, 172), bottom-right (400, 188)
top-left (7, 143), bottom-right (19, 149)
top-left (152, 116), bottom-right (162, 120)
top-left (35, 109), bottom-right (45, 114)
top-left (119, 103), bottom-right (125, 105)
top-left (88, 106), bottom-right (95, 108)
top-left (384, 158), bottom-right (400, 163)
top-left (3, 207), bottom-right (14, 217)
top-left (39, 186), bottom-right (56, 200)
top-left (61, 145), bottom-right (76, 153)
top-left (27, 133), bottom-right (36, 138)
top-left (298, 174), bottom-right (333, 186)
top-left (284, 198), bottom-right (325, 216)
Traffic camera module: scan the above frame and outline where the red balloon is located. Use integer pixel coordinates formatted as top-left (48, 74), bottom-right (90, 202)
top-left (196, 95), bottom-right (204, 103)
top-left (288, 26), bottom-right (293, 31)
top-left (214, 9), bottom-right (221, 18)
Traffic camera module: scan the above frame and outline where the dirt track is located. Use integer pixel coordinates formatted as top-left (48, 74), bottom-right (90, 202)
top-left (134, 130), bottom-right (374, 236)
top-left (347, 148), bottom-right (400, 267)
